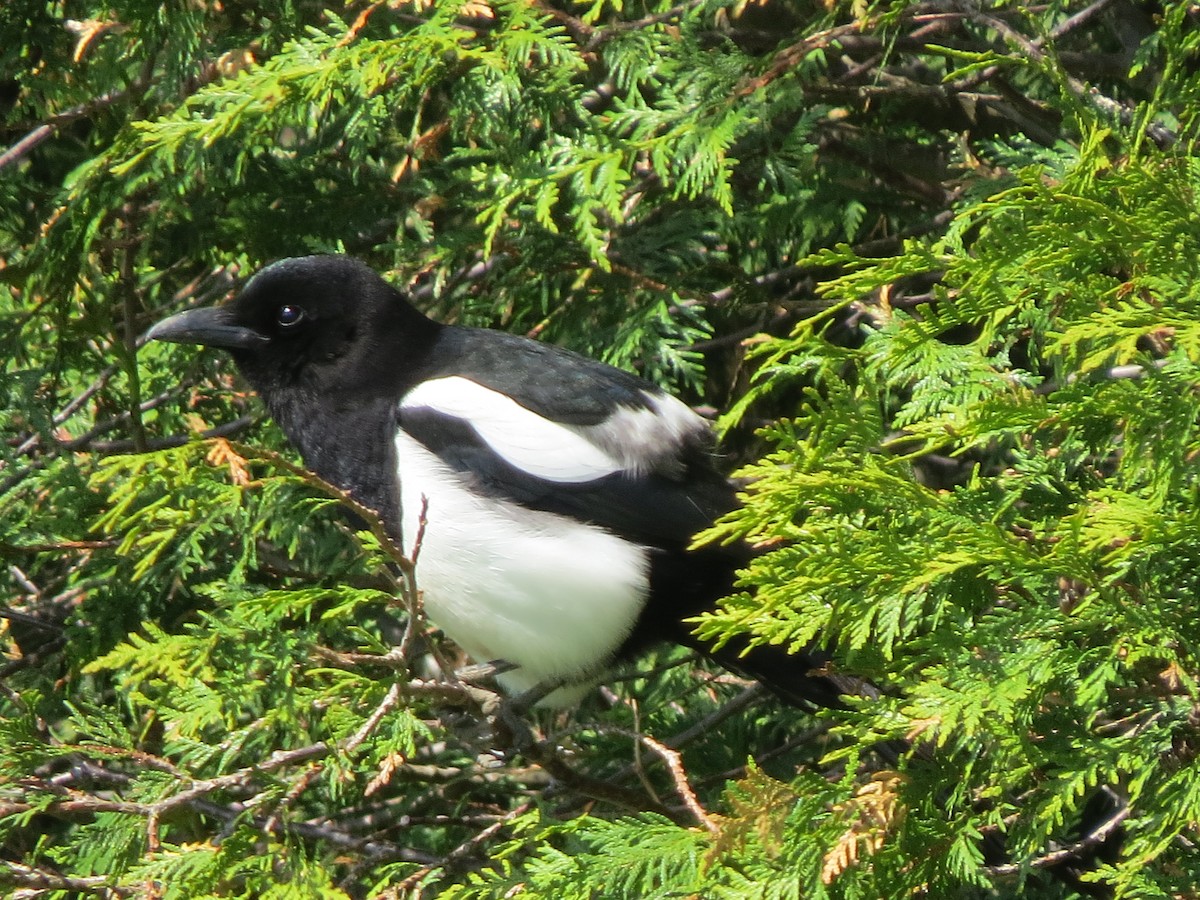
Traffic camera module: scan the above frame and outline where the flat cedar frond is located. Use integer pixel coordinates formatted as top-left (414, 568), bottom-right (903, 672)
top-left (709, 765), bottom-right (797, 863)
top-left (821, 771), bottom-right (906, 885)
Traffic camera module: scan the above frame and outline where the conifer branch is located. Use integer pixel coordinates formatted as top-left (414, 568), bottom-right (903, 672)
top-left (984, 801), bottom-right (1130, 876)
top-left (6, 1), bottom-right (1200, 894)
top-left (0, 75), bottom-right (149, 172)
top-left (0, 860), bottom-right (132, 897)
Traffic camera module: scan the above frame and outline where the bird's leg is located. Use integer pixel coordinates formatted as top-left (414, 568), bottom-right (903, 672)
top-left (487, 675), bottom-right (572, 763)
top-left (509, 676), bottom-right (570, 714)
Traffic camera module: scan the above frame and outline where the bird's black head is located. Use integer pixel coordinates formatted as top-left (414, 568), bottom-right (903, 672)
top-left (148, 255), bottom-right (440, 401)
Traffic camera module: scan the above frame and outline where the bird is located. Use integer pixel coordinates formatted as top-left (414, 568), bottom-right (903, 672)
top-left (147, 255), bottom-right (846, 708)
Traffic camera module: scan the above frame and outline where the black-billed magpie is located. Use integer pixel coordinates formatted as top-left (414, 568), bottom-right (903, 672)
top-left (147, 255), bottom-right (844, 708)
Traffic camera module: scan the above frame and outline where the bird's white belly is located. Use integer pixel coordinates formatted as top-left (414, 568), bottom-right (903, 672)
top-left (394, 432), bottom-right (650, 698)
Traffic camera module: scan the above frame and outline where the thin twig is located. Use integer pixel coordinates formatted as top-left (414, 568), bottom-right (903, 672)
top-left (260, 763), bottom-right (328, 839)
top-left (587, 0), bottom-right (706, 49)
top-left (0, 400), bottom-right (252, 497)
top-left (88, 415), bottom-right (255, 454)
top-left (385, 800), bottom-right (535, 897)
top-left (0, 860), bottom-right (132, 897)
top-left (490, 693), bottom-right (681, 819)
top-left (0, 75), bottom-right (148, 172)
top-left (397, 495), bottom-right (430, 661)
top-left (695, 722), bottom-right (835, 789)
top-left (20, 743), bottom-right (444, 866)
top-left (664, 683), bottom-right (767, 749)
top-left (1047, 0), bottom-right (1123, 41)
top-left (625, 729), bottom-right (718, 834)
top-left (984, 801), bottom-right (1129, 876)
top-left (347, 681), bottom-right (405, 753)
top-left (185, 796), bottom-right (438, 863)
top-left (234, 442), bottom-right (414, 576)
top-left (959, 1), bottom-right (1175, 146)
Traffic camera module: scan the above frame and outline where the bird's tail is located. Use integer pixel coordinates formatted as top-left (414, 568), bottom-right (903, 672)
top-left (686, 632), bottom-right (870, 711)
top-left (640, 541), bottom-right (866, 711)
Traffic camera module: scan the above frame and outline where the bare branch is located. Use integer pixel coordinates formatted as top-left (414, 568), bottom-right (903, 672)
top-left (0, 75), bottom-right (148, 172)
top-left (235, 442), bottom-right (414, 577)
top-left (383, 800), bottom-right (535, 897)
top-left (631, 731), bottom-right (718, 834)
top-left (0, 860), bottom-right (132, 897)
top-left (985, 800), bottom-right (1130, 876)
top-left (958, 1), bottom-right (1176, 146)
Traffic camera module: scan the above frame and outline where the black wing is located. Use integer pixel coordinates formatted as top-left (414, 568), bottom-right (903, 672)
top-left (399, 329), bottom-right (737, 546)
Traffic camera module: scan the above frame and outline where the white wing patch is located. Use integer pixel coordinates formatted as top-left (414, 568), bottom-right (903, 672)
top-left (580, 390), bottom-right (709, 477)
top-left (401, 376), bottom-right (623, 483)
top-left (402, 375), bottom-right (712, 483)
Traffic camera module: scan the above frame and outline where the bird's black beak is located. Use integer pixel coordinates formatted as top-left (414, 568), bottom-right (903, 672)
top-left (146, 306), bottom-right (268, 350)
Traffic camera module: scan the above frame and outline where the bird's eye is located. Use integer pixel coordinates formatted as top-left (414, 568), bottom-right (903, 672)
top-left (277, 305), bottom-right (305, 328)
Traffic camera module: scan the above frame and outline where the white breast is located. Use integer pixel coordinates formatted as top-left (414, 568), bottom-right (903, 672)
top-left (394, 431), bottom-right (650, 700)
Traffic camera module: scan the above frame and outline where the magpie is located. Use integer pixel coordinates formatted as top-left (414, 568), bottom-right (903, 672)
top-left (147, 255), bottom-right (845, 708)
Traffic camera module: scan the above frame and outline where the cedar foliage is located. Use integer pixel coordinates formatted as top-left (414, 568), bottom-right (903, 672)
top-left (3, 1), bottom-right (1200, 896)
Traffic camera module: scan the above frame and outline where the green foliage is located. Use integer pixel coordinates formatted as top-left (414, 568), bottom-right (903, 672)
top-left (697, 130), bottom-right (1200, 897)
top-left (4, 0), bottom-right (1200, 897)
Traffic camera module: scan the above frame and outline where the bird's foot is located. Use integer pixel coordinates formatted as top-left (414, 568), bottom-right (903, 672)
top-left (455, 658), bottom-right (517, 684)
top-left (488, 676), bottom-right (569, 759)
